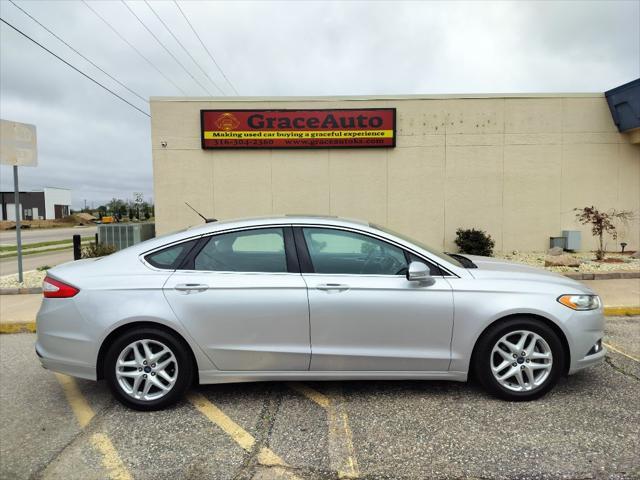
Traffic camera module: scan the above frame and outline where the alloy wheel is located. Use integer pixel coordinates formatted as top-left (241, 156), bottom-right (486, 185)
top-left (115, 339), bottom-right (178, 401)
top-left (490, 330), bottom-right (553, 392)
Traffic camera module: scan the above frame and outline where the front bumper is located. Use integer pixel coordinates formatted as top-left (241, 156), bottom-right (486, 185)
top-left (566, 307), bottom-right (606, 375)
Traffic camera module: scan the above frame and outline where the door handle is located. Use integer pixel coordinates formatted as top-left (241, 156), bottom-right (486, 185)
top-left (316, 283), bottom-right (349, 292)
top-left (174, 283), bottom-right (209, 293)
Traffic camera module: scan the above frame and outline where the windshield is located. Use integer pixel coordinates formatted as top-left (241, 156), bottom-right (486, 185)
top-left (370, 224), bottom-right (464, 268)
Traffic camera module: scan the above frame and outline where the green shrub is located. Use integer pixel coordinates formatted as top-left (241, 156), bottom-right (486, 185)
top-left (81, 242), bottom-right (116, 259)
top-left (454, 228), bottom-right (495, 256)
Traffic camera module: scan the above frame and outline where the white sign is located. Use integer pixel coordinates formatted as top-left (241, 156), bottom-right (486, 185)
top-left (0, 119), bottom-right (38, 167)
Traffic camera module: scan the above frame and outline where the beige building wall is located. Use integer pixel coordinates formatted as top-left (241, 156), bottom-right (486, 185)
top-left (150, 94), bottom-right (640, 253)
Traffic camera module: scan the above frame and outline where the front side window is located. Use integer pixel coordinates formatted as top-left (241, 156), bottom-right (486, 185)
top-left (302, 228), bottom-right (408, 275)
top-left (194, 228), bottom-right (287, 272)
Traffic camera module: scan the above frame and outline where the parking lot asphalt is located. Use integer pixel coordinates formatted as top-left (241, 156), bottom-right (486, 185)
top-left (1, 317), bottom-right (638, 480)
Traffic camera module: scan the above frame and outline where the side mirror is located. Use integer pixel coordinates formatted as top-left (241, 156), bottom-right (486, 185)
top-left (406, 261), bottom-right (433, 284)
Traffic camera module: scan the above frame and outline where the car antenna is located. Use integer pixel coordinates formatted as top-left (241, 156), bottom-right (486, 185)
top-left (185, 202), bottom-right (217, 223)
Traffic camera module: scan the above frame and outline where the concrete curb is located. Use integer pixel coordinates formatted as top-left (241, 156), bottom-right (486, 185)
top-left (0, 287), bottom-right (42, 295)
top-left (564, 272), bottom-right (640, 280)
top-left (1, 307), bottom-right (638, 334)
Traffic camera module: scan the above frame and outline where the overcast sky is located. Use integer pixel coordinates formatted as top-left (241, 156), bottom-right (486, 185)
top-left (1, 0), bottom-right (638, 209)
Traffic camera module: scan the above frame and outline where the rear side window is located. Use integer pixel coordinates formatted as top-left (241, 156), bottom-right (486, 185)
top-left (145, 240), bottom-right (197, 269)
top-left (194, 228), bottom-right (287, 272)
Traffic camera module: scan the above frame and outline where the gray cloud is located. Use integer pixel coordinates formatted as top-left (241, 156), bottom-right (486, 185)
top-left (1, 0), bottom-right (638, 208)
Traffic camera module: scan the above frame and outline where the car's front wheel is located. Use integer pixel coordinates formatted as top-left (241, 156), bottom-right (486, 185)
top-left (104, 327), bottom-right (193, 410)
top-left (474, 318), bottom-right (565, 401)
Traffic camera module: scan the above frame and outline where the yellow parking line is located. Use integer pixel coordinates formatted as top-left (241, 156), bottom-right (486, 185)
top-left (604, 342), bottom-right (640, 362)
top-left (289, 383), bottom-right (360, 479)
top-left (54, 374), bottom-right (132, 480)
top-left (289, 382), bottom-right (330, 408)
top-left (187, 392), bottom-right (300, 477)
top-left (90, 433), bottom-right (133, 480)
top-left (54, 373), bottom-right (95, 428)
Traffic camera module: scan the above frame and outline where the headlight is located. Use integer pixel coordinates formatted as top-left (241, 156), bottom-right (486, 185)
top-left (557, 294), bottom-right (601, 311)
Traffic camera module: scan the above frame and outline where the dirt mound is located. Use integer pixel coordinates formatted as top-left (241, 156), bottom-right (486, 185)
top-left (0, 214), bottom-right (93, 230)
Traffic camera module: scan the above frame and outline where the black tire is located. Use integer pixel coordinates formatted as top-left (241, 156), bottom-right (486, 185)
top-left (104, 327), bottom-right (193, 411)
top-left (474, 317), bottom-right (565, 401)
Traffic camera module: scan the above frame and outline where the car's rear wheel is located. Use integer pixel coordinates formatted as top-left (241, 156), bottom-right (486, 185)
top-left (104, 327), bottom-right (193, 410)
top-left (474, 318), bottom-right (565, 401)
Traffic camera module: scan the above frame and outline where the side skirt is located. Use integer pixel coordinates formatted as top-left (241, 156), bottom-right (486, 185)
top-left (198, 370), bottom-right (468, 385)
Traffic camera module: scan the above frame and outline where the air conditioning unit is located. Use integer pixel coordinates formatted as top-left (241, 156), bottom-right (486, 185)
top-left (562, 230), bottom-right (581, 251)
top-left (98, 223), bottom-right (155, 251)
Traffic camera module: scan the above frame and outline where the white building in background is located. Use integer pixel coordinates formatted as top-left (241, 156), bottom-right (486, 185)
top-left (0, 186), bottom-right (72, 221)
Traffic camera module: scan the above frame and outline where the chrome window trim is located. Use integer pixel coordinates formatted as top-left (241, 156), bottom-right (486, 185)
top-left (140, 222), bottom-right (459, 278)
top-left (293, 223), bottom-right (459, 278)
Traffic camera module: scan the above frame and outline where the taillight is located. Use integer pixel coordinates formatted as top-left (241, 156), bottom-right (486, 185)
top-left (43, 276), bottom-right (79, 298)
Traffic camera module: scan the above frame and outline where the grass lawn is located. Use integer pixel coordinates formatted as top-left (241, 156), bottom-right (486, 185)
top-left (0, 237), bottom-right (94, 257)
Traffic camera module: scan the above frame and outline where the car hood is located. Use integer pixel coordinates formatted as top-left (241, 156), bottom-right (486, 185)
top-left (463, 255), bottom-right (593, 293)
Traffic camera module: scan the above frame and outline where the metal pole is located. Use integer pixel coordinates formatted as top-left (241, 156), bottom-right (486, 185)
top-left (13, 165), bottom-right (23, 283)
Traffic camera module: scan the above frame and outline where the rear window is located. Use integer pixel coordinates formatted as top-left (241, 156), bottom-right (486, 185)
top-left (145, 240), bottom-right (197, 269)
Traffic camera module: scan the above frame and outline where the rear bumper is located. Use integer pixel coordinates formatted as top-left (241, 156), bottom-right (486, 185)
top-left (35, 343), bottom-right (97, 380)
top-left (35, 297), bottom-right (98, 381)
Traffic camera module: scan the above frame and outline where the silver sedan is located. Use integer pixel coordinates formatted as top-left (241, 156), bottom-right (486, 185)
top-left (36, 216), bottom-right (605, 410)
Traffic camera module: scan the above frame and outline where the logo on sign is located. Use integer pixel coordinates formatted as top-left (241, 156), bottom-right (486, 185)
top-left (215, 113), bottom-right (240, 131)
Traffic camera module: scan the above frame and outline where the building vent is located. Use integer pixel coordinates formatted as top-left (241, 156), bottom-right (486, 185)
top-left (98, 223), bottom-right (155, 251)
top-left (562, 230), bottom-right (581, 251)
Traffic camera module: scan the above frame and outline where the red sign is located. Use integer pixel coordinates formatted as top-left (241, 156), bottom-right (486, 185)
top-left (201, 109), bottom-right (396, 149)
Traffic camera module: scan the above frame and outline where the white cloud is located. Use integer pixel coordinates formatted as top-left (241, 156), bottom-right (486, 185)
top-left (1, 0), bottom-right (638, 208)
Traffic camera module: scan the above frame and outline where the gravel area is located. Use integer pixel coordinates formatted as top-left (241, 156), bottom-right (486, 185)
top-left (497, 251), bottom-right (640, 273)
top-left (0, 270), bottom-right (46, 289)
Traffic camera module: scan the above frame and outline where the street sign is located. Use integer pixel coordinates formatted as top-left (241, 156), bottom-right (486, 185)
top-left (0, 119), bottom-right (38, 166)
top-left (0, 119), bottom-right (38, 283)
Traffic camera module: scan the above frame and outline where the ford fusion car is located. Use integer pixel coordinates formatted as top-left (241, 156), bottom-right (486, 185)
top-left (36, 216), bottom-right (605, 410)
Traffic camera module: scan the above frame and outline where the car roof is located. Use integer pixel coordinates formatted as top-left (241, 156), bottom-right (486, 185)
top-left (184, 215), bottom-right (370, 234)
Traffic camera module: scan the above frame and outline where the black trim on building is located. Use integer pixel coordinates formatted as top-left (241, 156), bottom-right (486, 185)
top-left (605, 78), bottom-right (640, 133)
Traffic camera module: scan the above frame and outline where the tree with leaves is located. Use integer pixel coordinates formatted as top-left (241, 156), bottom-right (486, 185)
top-left (574, 206), bottom-right (634, 260)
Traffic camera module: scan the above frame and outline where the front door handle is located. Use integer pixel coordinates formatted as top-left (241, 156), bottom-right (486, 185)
top-left (174, 283), bottom-right (209, 293)
top-left (316, 283), bottom-right (349, 292)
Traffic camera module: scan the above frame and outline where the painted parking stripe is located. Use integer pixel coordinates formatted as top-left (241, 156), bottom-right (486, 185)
top-left (187, 391), bottom-right (301, 478)
top-left (54, 373), bottom-right (95, 428)
top-left (90, 433), bottom-right (133, 480)
top-left (289, 383), bottom-right (360, 479)
top-left (54, 374), bottom-right (132, 480)
top-left (604, 342), bottom-right (640, 362)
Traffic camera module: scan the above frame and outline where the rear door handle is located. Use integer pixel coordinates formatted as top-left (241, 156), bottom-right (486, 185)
top-left (316, 283), bottom-right (349, 292)
top-left (174, 283), bottom-right (209, 293)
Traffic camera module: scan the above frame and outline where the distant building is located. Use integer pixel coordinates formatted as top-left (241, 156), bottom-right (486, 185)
top-left (0, 187), bottom-right (71, 221)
